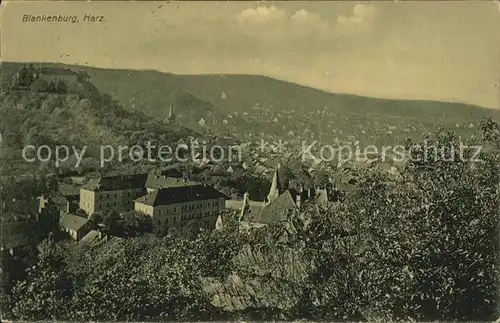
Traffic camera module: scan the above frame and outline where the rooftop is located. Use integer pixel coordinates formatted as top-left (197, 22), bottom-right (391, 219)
top-left (242, 191), bottom-right (298, 225)
top-left (59, 213), bottom-right (89, 231)
top-left (135, 185), bottom-right (227, 207)
top-left (145, 174), bottom-right (200, 189)
top-left (81, 173), bottom-right (149, 191)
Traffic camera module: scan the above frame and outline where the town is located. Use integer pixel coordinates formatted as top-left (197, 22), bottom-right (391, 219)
top-left (1, 0), bottom-right (499, 319)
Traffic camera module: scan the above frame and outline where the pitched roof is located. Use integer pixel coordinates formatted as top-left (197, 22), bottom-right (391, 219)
top-left (145, 174), bottom-right (199, 189)
top-left (78, 230), bottom-right (101, 244)
top-left (315, 188), bottom-right (330, 205)
top-left (135, 185), bottom-right (227, 207)
top-left (81, 173), bottom-right (148, 191)
top-left (243, 190), bottom-right (297, 225)
top-left (58, 182), bottom-right (81, 196)
top-left (59, 214), bottom-right (89, 231)
top-left (51, 194), bottom-right (71, 206)
top-left (241, 204), bottom-right (266, 223)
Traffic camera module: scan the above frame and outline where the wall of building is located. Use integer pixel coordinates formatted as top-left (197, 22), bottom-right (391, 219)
top-left (80, 188), bottom-right (145, 216)
top-left (79, 189), bottom-right (96, 215)
top-left (135, 198), bottom-right (225, 235)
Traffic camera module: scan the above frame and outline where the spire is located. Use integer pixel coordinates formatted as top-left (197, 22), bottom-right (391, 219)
top-left (266, 163), bottom-right (281, 204)
top-left (167, 104), bottom-right (175, 121)
top-left (239, 192), bottom-right (249, 221)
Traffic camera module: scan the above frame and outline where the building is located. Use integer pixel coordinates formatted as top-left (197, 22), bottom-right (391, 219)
top-left (134, 182), bottom-right (227, 235)
top-left (166, 104), bottom-right (176, 123)
top-left (79, 173), bottom-right (148, 216)
top-left (59, 213), bottom-right (94, 242)
top-left (145, 173), bottom-right (199, 193)
top-left (225, 163), bottom-right (339, 228)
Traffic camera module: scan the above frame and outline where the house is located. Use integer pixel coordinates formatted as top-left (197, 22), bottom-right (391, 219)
top-left (134, 182), bottom-right (227, 235)
top-left (223, 163), bottom-right (339, 229)
top-left (238, 191), bottom-right (298, 229)
top-left (59, 213), bottom-right (94, 242)
top-left (222, 164), bottom-right (299, 229)
top-left (79, 173), bottom-right (149, 216)
top-left (51, 194), bottom-right (79, 214)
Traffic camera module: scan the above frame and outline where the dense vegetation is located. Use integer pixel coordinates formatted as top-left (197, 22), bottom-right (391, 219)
top-left (2, 119), bottom-right (498, 321)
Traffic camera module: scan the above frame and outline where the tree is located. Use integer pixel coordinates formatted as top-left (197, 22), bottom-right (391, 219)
top-left (30, 78), bottom-right (49, 93)
top-left (11, 239), bottom-right (73, 320)
top-left (46, 80), bottom-right (57, 93)
top-left (347, 128), bottom-right (499, 321)
top-left (18, 65), bottom-right (30, 87)
top-left (55, 79), bottom-right (67, 94)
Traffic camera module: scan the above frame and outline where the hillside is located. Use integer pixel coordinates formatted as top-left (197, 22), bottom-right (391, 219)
top-left (3, 61), bottom-right (500, 145)
top-left (0, 63), bottom-right (198, 177)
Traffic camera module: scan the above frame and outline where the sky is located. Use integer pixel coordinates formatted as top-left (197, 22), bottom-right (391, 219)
top-left (1, 1), bottom-right (499, 109)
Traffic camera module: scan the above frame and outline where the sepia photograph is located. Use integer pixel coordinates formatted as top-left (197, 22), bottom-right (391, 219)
top-left (0, 0), bottom-right (499, 321)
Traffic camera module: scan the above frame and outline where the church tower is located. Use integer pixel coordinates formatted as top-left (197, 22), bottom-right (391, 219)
top-left (266, 163), bottom-right (281, 205)
top-left (239, 192), bottom-right (250, 221)
top-left (167, 104), bottom-right (176, 123)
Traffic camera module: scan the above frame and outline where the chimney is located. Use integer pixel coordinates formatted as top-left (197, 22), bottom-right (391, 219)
top-left (296, 194), bottom-right (301, 209)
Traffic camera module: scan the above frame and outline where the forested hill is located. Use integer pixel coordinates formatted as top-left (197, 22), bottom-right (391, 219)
top-left (3, 61), bottom-right (499, 145)
top-left (0, 63), bottom-right (198, 175)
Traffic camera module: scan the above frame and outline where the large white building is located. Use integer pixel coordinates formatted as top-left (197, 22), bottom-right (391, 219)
top-left (135, 184), bottom-right (226, 235)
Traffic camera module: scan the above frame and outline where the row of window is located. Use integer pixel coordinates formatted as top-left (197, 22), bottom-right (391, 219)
top-left (156, 210), bottom-right (219, 227)
top-left (95, 190), bottom-right (141, 200)
top-left (155, 200), bottom-right (223, 215)
top-left (96, 200), bottom-right (133, 208)
top-left (81, 190), bottom-right (142, 203)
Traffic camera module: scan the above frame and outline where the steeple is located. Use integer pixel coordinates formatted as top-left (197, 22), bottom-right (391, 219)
top-left (266, 162), bottom-right (281, 204)
top-left (167, 104), bottom-right (175, 122)
top-left (239, 192), bottom-right (250, 221)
